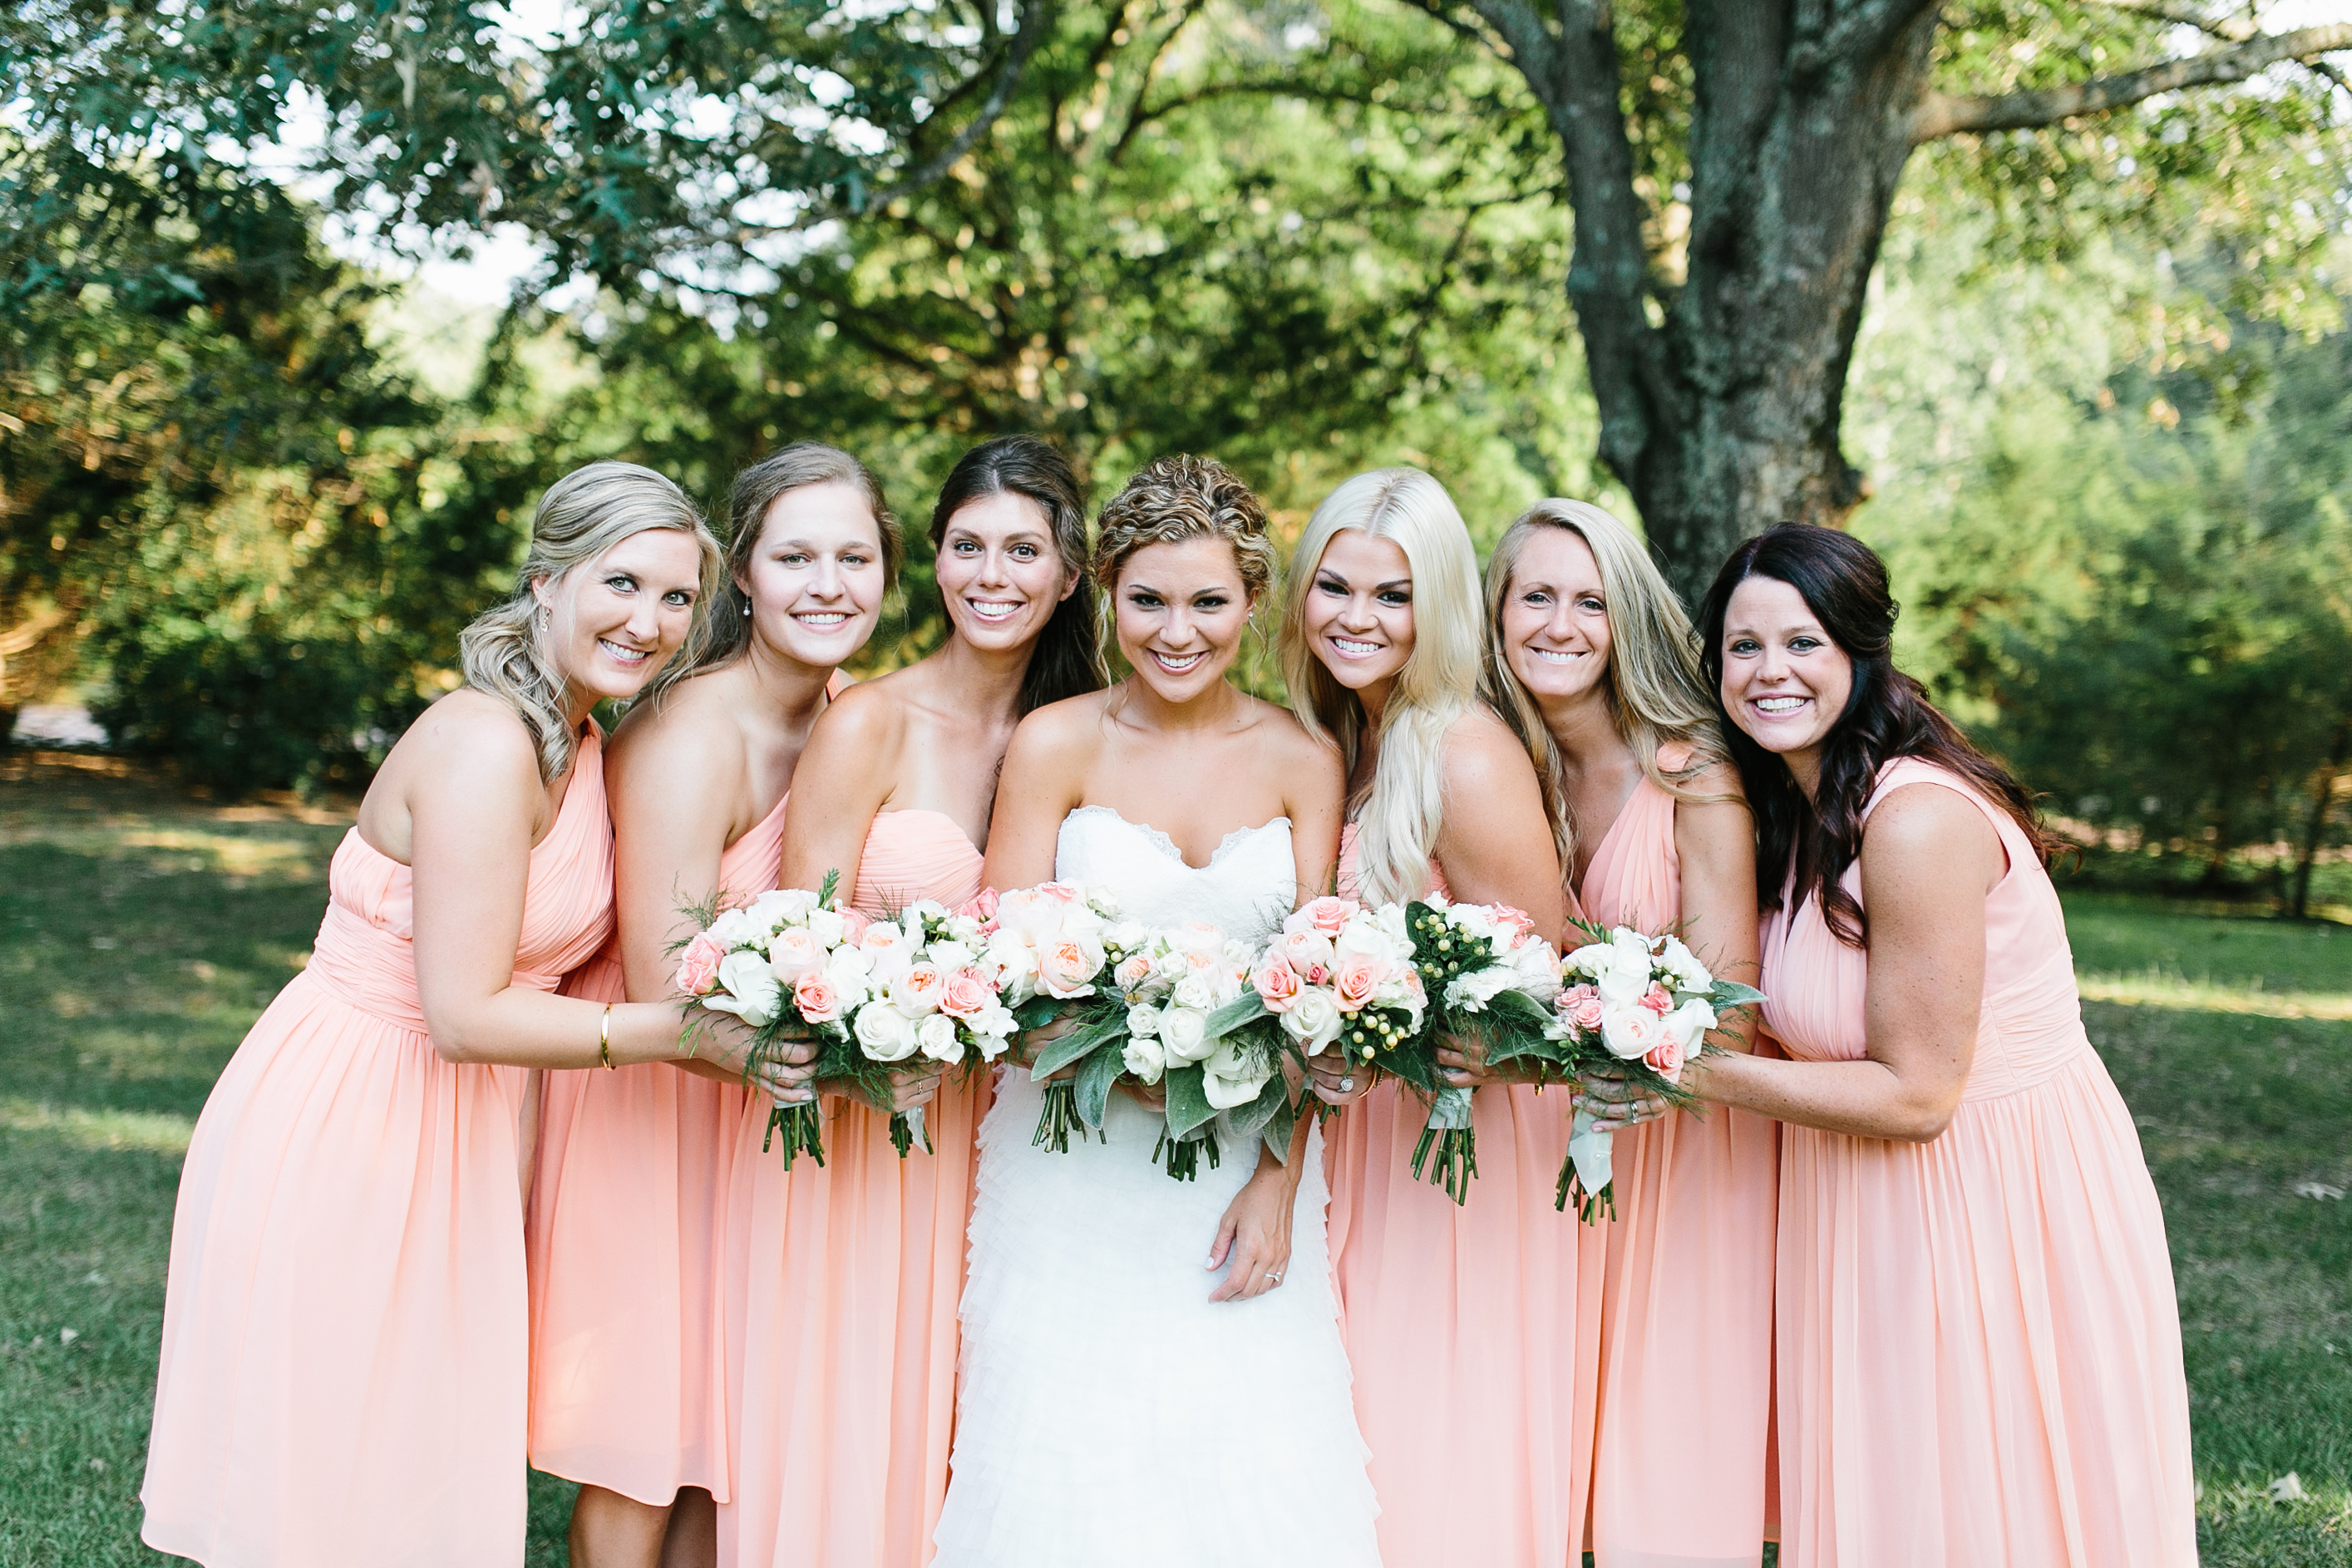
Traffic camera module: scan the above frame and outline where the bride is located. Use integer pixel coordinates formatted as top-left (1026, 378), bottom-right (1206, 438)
top-left (932, 455), bottom-right (1379, 1566)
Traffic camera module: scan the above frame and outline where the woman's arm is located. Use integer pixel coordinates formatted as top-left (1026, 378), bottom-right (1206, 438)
top-left (1280, 719), bottom-right (1348, 909)
top-left (1429, 712), bottom-right (1570, 938)
top-left (403, 699), bottom-right (742, 1071)
top-left (1681, 783), bottom-right (2002, 1141)
top-left (978, 707), bottom-right (1090, 892)
top-left (777, 686), bottom-right (902, 897)
top-left (608, 703), bottom-right (745, 1005)
top-left (1670, 767), bottom-right (1763, 1054)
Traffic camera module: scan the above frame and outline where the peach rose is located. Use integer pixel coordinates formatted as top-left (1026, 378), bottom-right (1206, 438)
top-left (1275, 928), bottom-right (1334, 984)
top-left (767, 925), bottom-right (826, 982)
top-left (1252, 958), bottom-right (1304, 1013)
top-left (1038, 937), bottom-right (1100, 998)
top-left (1639, 981), bottom-right (1674, 1016)
top-left (939, 966), bottom-right (994, 1021)
top-left (836, 908), bottom-right (872, 948)
top-left (1114, 952), bottom-right (1156, 991)
top-left (1036, 881), bottom-right (1082, 905)
top-left (890, 961), bottom-right (946, 1015)
top-left (1334, 951), bottom-right (1383, 1013)
top-left (675, 932), bottom-right (726, 995)
top-left (793, 969), bottom-right (843, 1024)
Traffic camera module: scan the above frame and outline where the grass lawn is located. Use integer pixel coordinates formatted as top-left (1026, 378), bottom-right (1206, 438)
top-left (2, 755), bottom-right (2347, 1565)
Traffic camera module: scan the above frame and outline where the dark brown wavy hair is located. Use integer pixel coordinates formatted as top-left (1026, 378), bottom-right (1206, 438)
top-left (928, 435), bottom-right (1107, 714)
top-left (1696, 524), bottom-right (2059, 946)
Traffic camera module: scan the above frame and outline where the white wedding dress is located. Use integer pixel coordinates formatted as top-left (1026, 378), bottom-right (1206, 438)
top-left (930, 806), bottom-right (1383, 1567)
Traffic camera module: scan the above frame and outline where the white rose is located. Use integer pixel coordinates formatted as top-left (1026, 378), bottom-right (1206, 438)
top-left (704, 949), bottom-right (784, 1026)
top-left (984, 929), bottom-right (1038, 992)
top-left (853, 1002), bottom-right (920, 1063)
top-left (1664, 997), bottom-right (1717, 1054)
top-left (944, 914), bottom-right (983, 944)
top-left (1448, 903), bottom-right (1505, 949)
top-left (704, 909), bottom-right (760, 950)
top-left (1508, 938), bottom-right (1562, 1002)
top-left (1127, 1003), bottom-right (1164, 1038)
top-left (1658, 935), bottom-right (1713, 995)
top-left (916, 1012), bottom-right (963, 1064)
top-left (929, 939), bottom-right (977, 974)
top-left (1171, 972), bottom-right (1216, 1013)
top-left (1371, 903), bottom-right (1413, 946)
top-left (745, 888), bottom-right (816, 928)
top-left (1202, 1038), bottom-right (1270, 1109)
top-left (1102, 920), bottom-right (1148, 953)
top-left (804, 907), bottom-right (846, 949)
top-left (1280, 987), bottom-right (1344, 1054)
top-left (1600, 1003), bottom-right (1664, 1062)
top-left (970, 1006), bottom-right (1018, 1059)
top-left (1563, 939), bottom-right (1615, 982)
top-left (1595, 948), bottom-right (1650, 1007)
top-left (1122, 1033), bottom-right (1167, 1083)
top-left (1443, 964), bottom-right (1517, 1013)
top-left (905, 898), bottom-right (951, 927)
top-left (1334, 920), bottom-right (1403, 969)
top-left (1159, 1006), bottom-right (1213, 1063)
top-left (1149, 948), bottom-right (1191, 986)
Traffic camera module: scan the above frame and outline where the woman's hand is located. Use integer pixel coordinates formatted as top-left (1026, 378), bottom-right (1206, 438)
top-left (1303, 1051), bottom-right (1373, 1107)
top-left (1433, 1031), bottom-right (1507, 1089)
top-left (690, 1016), bottom-right (822, 1106)
top-left (1578, 1063), bottom-right (1672, 1131)
top-left (1113, 1076), bottom-right (1168, 1112)
top-left (1013, 1010), bottom-right (1075, 1071)
top-left (1207, 1157), bottom-right (1298, 1303)
top-left (885, 1061), bottom-right (945, 1114)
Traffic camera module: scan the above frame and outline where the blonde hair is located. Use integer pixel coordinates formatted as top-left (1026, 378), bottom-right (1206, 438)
top-left (458, 461), bottom-right (721, 782)
top-left (1279, 467), bottom-right (1486, 906)
top-left (1091, 453), bottom-right (1278, 597)
top-left (642, 441), bottom-right (898, 706)
top-left (1481, 499), bottom-right (1733, 864)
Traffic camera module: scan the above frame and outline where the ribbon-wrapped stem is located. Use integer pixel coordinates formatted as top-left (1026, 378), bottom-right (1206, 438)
top-left (1554, 1105), bottom-right (1616, 1220)
top-left (1409, 1083), bottom-right (1478, 1204)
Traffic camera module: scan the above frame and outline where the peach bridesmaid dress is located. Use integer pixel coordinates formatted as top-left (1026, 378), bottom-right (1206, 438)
top-left (1580, 748), bottom-right (1778, 1567)
top-left (142, 728), bottom-right (616, 1568)
top-left (527, 671), bottom-right (848, 1507)
top-left (1324, 825), bottom-right (1606, 1568)
top-left (719, 808), bottom-right (988, 1568)
top-left (1763, 758), bottom-right (2195, 1567)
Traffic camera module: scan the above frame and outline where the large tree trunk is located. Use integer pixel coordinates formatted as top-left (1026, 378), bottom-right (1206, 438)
top-left (1510, 2), bottom-right (1945, 602)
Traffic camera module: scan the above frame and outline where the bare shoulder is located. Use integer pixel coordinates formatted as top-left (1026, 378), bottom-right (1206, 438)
top-left (1250, 697), bottom-right (1344, 779)
top-left (1675, 757), bottom-right (1746, 801)
top-left (393, 688), bottom-right (542, 782)
top-left (1438, 705), bottom-right (1540, 793)
top-left (1003, 688), bottom-right (1114, 773)
top-left (609, 670), bottom-right (748, 779)
top-left (1864, 780), bottom-right (2004, 880)
top-left (803, 674), bottom-right (909, 757)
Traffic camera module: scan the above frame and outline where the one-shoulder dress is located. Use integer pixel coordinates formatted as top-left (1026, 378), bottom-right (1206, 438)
top-left (1580, 752), bottom-right (1778, 1567)
top-left (142, 728), bottom-right (617, 1567)
top-left (932, 806), bottom-right (1380, 1568)
top-left (1763, 758), bottom-right (2194, 1566)
top-left (1322, 824), bottom-right (1605, 1568)
top-left (718, 807), bottom-right (990, 1568)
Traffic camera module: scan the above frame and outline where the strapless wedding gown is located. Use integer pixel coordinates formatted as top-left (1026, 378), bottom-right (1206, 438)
top-left (930, 806), bottom-right (1382, 1567)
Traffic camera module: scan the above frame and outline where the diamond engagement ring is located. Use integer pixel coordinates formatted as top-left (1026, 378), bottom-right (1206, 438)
top-left (1339, 1077), bottom-right (1356, 1093)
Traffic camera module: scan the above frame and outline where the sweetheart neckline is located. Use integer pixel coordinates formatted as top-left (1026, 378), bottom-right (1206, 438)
top-left (872, 806), bottom-right (984, 856)
top-left (1063, 804), bottom-right (1291, 872)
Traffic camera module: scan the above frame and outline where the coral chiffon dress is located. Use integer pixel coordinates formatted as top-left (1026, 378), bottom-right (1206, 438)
top-left (1579, 753), bottom-right (1778, 1567)
top-left (718, 808), bottom-right (988, 1568)
top-left (142, 727), bottom-right (616, 1568)
top-left (525, 791), bottom-right (795, 1504)
top-left (1763, 759), bottom-right (2195, 1566)
top-left (1324, 824), bottom-right (1607, 1568)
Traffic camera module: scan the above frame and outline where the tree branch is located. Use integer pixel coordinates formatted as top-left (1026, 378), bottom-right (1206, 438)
top-left (2083, 0), bottom-right (2258, 42)
top-left (1911, 21), bottom-right (2352, 141)
top-left (882, 0), bottom-right (1057, 201)
top-left (1806, 0), bottom-right (1943, 70)
top-left (1112, 80), bottom-right (1395, 160)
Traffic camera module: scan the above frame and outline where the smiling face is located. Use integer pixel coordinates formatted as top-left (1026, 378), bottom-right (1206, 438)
top-left (740, 481), bottom-right (887, 671)
top-left (1718, 573), bottom-right (1854, 777)
top-left (1301, 529), bottom-right (1414, 707)
top-left (1499, 525), bottom-right (1612, 710)
top-left (536, 527), bottom-right (706, 706)
top-left (934, 490), bottom-right (1077, 653)
top-left (1112, 536), bottom-right (1253, 705)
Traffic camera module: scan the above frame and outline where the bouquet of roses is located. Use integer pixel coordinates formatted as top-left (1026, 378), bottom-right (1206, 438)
top-left (1486, 924), bottom-right (1764, 1220)
top-left (1377, 896), bottom-right (1564, 1201)
top-left (674, 873), bottom-right (1022, 1167)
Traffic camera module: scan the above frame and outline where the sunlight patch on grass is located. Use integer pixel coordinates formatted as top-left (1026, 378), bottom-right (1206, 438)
top-left (0, 1099), bottom-right (194, 1156)
top-left (2078, 972), bottom-right (2352, 1020)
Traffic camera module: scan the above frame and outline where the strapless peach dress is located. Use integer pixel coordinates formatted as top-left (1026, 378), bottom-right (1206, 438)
top-left (1580, 762), bottom-right (1778, 1567)
top-left (1324, 825), bottom-right (1606, 1568)
top-left (141, 729), bottom-right (616, 1568)
top-left (525, 790), bottom-right (799, 1503)
top-left (719, 809), bottom-right (988, 1568)
top-left (1763, 759), bottom-right (2194, 1566)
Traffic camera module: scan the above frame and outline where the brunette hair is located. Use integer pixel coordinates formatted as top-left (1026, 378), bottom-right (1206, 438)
top-left (1090, 453), bottom-right (1277, 597)
top-left (642, 441), bottom-right (899, 704)
top-left (928, 435), bottom-right (1107, 713)
top-left (1696, 523), bottom-right (2058, 945)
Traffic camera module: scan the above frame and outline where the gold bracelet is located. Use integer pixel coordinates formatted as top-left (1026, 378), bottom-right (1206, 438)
top-left (599, 1003), bottom-right (615, 1070)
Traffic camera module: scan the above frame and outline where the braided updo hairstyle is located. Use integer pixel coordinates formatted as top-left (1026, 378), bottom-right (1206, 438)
top-left (1091, 453), bottom-right (1279, 599)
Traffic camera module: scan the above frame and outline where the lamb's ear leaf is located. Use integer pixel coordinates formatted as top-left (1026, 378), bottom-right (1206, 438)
top-left (1224, 1072), bottom-right (1286, 1141)
top-left (1013, 997), bottom-right (1063, 1031)
top-left (1260, 1097), bottom-right (1299, 1165)
top-left (1074, 1043), bottom-right (1124, 1128)
top-left (1029, 1008), bottom-right (1126, 1077)
top-left (1709, 979), bottom-right (1768, 1008)
top-left (1202, 992), bottom-right (1269, 1043)
top-left (1162, 1063), bottom-right (1216, 1138)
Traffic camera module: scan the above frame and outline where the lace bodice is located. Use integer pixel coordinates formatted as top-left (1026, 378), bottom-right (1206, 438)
top-left (1053, 806), bottom-right (1296, 945)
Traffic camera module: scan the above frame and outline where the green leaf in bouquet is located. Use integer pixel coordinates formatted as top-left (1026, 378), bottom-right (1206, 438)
top-left (1260, 1096), bottom-right (1299, 1165)
top-left (816, 867), bottom-right (841, 909)
top-left (1201, 991), bottom-right (1270, 1043)
top-left (1708, 979), bottom-right (1768, 1008)
top-left (1162, 1061), bottom-right (1216, 1138)
top-left (1223, 1067), bottom-right (1287, 1143)
top-left (1030, 1004), bottom-right (1127, 1077)
top-left (1012, 996), bottom-right (1064, 1032)
top-left (1074, 1040), bottom-right (1125, 1130)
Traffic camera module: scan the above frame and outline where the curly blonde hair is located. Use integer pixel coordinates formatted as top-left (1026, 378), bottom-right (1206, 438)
top-left (1091, 453), bottom-right (1278, 598)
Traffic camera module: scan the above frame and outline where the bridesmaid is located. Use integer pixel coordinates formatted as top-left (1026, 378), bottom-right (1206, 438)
top-left (527, 444), bottom-right (895, 1567)
top-left (1279, 467), bottom-right (1595, 1568)
top-left (1478, 499), bottom-right (1775, 1567)
top-left (141, 462), bottom-right (784, 1567)
top-left (1663, 523), bottom-right (2195, 1566)
top-left (721, 434), bottom-right (1107, 1568)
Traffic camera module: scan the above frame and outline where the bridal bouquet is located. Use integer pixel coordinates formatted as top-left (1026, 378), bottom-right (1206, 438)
top-left (1484, 925), bottom-right (1764, 1220)
top-left (1383, 896), bottom-right (1563, 1201)
top-left (674, 875), bottom-right (1023, 1168)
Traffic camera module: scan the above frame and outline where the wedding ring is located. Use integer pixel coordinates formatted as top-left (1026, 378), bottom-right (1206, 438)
top-left (1266, 1270), bottom-right (1283, 1283)
top-left (1339, 1077), bottom-right (1356, 1093)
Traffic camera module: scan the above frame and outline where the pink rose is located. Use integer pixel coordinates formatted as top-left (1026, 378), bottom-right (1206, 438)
top-left (836, 908), bottom-right (872, 948)
top-left (1038, 937), bottom-right (1099, 998)
top-left (1299, 895), bottom-right (1355, 935)
top-left (767, 925), bottom-right (826, 982)
top-left (676, 932), bottom-right (726, 995)
top-left (1639, 982), bottom-right (1673, 1016)
top-left (1491, 904), bottom-right (1539, 947)
top-left (793, 969), bottom-right (843, 1024)
top-left (1558, 984), bottom-right (1606, 1033)
top-left (1114, 952), bottom-right (1156, 991)
top-left (1036, 881), bottom-right (1082, 905)
top-left (1275, 928), bottom-right (1334, 979)
top-left (956, 887), bottom-right (1000, 925)
top-left (1333, 951), bottom-right (1383, 1013)
top-left (1252, 958), bottom-right (1304, 1013)
top-left (1644, 1034), bottom-right (1685, 1083)
top-left (939, 966), bottom-right (994, 1021)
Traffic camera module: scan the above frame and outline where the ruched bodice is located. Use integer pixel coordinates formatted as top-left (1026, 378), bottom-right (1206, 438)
top-left (1763, 757), bottom-right (2092, 1101)
top-left (852, 808), bottom-right (985, 915)
top-left (1054, 806), bottom-right (1294, 939)
top-left (309, 728), bottom-right (614, 1032)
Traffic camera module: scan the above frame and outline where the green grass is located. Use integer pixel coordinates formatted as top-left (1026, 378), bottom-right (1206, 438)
top-left (2, 757), bottom-right (2346, 1564)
